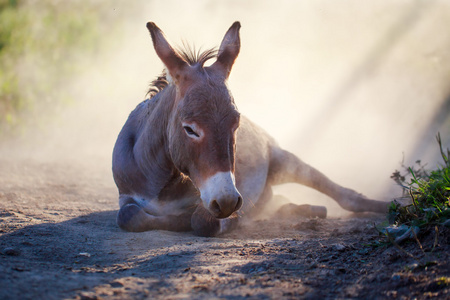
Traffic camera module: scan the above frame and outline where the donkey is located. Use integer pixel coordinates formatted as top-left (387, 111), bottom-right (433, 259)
top-left (112, 21), bottom-right (388, 237)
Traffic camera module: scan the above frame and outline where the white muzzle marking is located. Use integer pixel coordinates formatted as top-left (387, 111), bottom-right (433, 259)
top-left (199, 171), bottom-right (242, 217)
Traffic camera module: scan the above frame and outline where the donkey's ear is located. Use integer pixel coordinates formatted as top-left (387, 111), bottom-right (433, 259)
top-left (211, 21), bottom-right (241, 79)
top-left (146, 22), bottom-right (188, 82)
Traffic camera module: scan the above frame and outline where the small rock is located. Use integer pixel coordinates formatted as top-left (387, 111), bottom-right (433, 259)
top-left (406, 263), bottom-right (420, 271)
top-left (333, 244), bottom-right (346, 251)
top-left (78, 292), bottom-right (100, 300)
top-left (3, 247), bottom-right (20, 256)
top-left (109, 281), bottom-right (124, 288)
top-left (391, 274), bottom-right (401, 281)
top-left (395, 226), bottom-right (420, 244)
top-left (383, 225), bottom-right (420, 244)
top-left (383, 224), bottom-right (409, 237)
top-left (256, 266), bottom-right (266, 272)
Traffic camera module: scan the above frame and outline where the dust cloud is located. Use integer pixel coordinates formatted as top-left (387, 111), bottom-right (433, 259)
top-left (2, 0), bottom-right (450, 216)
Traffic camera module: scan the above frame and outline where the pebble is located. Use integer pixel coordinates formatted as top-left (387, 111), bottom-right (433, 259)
top-left (3, 247), bottom-right (20, 256)
top-left (333, 244), bottom-right (346, 251)
top-left (407, 263), bottom-right (419, 271)
top-left (391, 274), bottom-right (401, 281)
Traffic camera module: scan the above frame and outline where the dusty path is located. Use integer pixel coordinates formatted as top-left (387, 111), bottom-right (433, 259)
top-left (0, 159), bottom-right (448, 299)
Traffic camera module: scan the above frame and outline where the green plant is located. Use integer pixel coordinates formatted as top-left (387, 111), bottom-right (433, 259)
top-left (0, 0), bottom-right (99, 137)
top-left (389, 133), bottom-right (450, 229)
top-left (0, 0), bottom-right (135, 138)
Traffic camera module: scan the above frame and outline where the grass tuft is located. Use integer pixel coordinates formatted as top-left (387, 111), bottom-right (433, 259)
top-left (389, 133), bottom-right (450, 229)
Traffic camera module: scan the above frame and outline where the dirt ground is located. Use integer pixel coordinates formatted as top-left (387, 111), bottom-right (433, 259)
top-left (0, 158), bottom-right (449, 300)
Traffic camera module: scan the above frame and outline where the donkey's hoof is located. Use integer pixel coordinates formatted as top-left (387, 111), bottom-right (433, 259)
top-left (117, 203), bottom-right (146, 232)
top-left (191, 205), bottom-right (220, 237)
top-left (309, 205), bottom-right (327, 219)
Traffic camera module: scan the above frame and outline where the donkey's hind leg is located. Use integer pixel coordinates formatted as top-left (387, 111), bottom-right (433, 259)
top-left (117, 196), bottom-right (192, 232)
top-left (268, 147), bottom-right (388, 213)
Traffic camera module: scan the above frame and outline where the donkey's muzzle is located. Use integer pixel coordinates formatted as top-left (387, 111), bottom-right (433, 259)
top-left (199, 171), bottom-right (243, 219)
top-left (209, 194), bottom-right (243, 219)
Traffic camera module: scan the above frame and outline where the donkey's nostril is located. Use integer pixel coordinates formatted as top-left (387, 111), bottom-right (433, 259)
top-left (235, 196), bottom-right (243, 211)
top-left (209, 200), bottom-right (221, 215)
top-left (208, 194), bottom-right (242, 218)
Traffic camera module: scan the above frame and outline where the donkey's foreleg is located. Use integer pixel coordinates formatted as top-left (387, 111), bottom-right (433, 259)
top-left (268, 148), bottom-right (388, 213)
top-left (191, 204), bottom-right (239, 237)
top-left (117, 197), bottom-right (192, 232)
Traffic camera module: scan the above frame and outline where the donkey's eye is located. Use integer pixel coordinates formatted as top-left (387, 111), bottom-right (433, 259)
top-left (183, 126), bottom-right (200, 138)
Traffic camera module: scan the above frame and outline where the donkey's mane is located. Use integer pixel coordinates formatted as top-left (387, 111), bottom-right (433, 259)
top-left (147, 46), bottom-right (217, 98)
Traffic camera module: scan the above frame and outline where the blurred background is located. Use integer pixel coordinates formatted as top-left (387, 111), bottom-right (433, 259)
top-left (1, 0), bottom-right (449, 215)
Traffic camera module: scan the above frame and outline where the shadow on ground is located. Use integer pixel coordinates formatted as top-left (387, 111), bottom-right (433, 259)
top-left (1, 208), bottom-right (449, 299)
